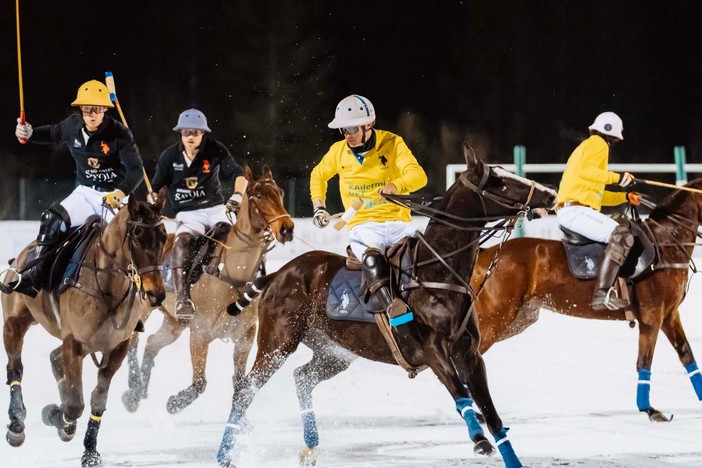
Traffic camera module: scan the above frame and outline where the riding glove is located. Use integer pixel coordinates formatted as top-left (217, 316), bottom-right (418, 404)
top-left (627, 192), bottom-right (641, 206)
top-left (619, 172), bottom-right (635, 187)
top-left (103, 189), bottom-right (125, 209)
top-left (15, 118), bottom-right (33, 141)
top-left (226, 192), bottom-right (243, 214)
top-left (312, 207), bottom-right (330, 228)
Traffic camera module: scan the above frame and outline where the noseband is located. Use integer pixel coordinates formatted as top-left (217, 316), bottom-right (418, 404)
top-left (247, 179), bottom-right (292, 232)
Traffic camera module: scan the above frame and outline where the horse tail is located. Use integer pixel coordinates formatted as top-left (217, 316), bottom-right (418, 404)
top-left (227, 273), bottom-right (276, 316)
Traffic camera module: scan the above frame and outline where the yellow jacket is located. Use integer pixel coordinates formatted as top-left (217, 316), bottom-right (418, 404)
top-left (557, 135), bottom-right (627, 210)
top-left (310, 129), bottom-right (427, 228)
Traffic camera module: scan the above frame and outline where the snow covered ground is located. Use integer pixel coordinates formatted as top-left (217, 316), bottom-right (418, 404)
top-left (2, 256), bottom-right (702, 467)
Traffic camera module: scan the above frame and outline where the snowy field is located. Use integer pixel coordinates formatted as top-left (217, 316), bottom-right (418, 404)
top-left (2, 245), bottom-right (702, 467)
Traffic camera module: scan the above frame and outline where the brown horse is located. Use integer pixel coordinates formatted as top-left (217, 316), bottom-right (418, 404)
top-left (2, 194), bottom-right (167, 467)
top-left (122, 165), bottom-right (294, 414)
top-left (470, 180), bottom-right (702, 422)
top-left (215, 143), bottom-right (558, 468)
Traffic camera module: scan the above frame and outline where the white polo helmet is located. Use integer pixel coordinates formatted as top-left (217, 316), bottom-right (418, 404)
top-left (588, 112), bottom-right (623, 140)
top-left (328, 95), bottom-right (376, 129)
top-left (173, 108), bottom-right (212, 132)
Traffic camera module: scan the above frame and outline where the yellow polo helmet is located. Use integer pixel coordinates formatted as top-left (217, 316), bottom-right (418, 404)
top-left (71, 80), bottom-right (114, 108)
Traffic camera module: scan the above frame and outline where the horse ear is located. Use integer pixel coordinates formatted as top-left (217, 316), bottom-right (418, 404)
top-left (463, 141), bottom-right (479, 168)
top-left (261, 164), bottom-right (273, 179)
top-left (244, 165), bottom-right (254, 181)
top-left (155, 186), bottom-right (168, 212)
top-left (127, 193), bottom-right (137, 215)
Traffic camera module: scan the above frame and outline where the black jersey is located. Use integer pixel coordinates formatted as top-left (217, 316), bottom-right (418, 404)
top-left (151, 136), bottom-right (244, 213)
top-left (30, 114), bottom-right (144, 193)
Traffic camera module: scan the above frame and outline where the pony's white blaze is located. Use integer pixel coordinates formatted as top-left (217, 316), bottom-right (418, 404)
top-left (493, 167), bottom-right (558, 207)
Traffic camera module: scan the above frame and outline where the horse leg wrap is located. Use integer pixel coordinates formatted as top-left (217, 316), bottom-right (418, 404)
top-left (637, 368), bottom-right (652, 411)
top-left (684, 362), bottom-right (702, 400)
top-left (217, 410), bottom-right (244, 465)
top-left (83, 413), bottom-right (102, 453)
top-left (494, 427), bottom-right (523, 468)
top-left (455, 397), bottom-right (483, 441)
top-left (301, 408), bottom-right (320, 449)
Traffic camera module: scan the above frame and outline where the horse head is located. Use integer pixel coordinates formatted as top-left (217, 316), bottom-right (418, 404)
top-left (120, 191), bottom-right (168, 306)
top-left (243, 165), bottom-right (294, 243)
top-left (456, 141), bottom-right (557, 218)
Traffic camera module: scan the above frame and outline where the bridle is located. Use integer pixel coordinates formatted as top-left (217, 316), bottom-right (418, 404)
top-left (234, 178), bottom-right (292, 242)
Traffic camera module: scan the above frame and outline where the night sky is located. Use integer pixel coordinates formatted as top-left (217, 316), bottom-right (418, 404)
top-left (2, 1), bottom-right (702, 218)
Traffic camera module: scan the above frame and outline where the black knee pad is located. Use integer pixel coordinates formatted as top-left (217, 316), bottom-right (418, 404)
top-left (609, 225), bottom-right (634, 249)
top-left (362, 248), bottom-right (390, 281)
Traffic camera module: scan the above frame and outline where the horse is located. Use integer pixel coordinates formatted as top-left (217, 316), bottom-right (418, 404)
top-left (2, 194), bottom-right (168, 467)
top-left (121, 165), bottom-right (295, 415)
top-left (215, 142), bottom-right (558, 468)
top-left (469, 180), bottom-right (702, 422)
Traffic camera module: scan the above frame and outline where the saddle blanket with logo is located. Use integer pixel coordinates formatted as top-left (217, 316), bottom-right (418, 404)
top-left (326, 268), bottom-right (383, 323)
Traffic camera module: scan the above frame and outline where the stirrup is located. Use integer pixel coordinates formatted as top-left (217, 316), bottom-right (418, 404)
top-left (0, 267), bottom-right (21, 294)
top-left (175, 299), bottom-right (196, 321)
top-left (593, 287), bottom-right (629, 311)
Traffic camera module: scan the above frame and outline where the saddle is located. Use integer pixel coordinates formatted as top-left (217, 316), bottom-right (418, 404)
top-left (560, 218), bottom-right (656, 280)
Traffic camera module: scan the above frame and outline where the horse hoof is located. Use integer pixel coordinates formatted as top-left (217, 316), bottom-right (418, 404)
top-left (6, 428), bottom-right (25, 447)
top-left (41, 404), bottom-right (61, 426)
top-left (646, 407), bottom-right (673, 422)
top-left (299, 447), bottom-right (317, 466)
top-left (59, 421), bottom-right (77, 442)
top-left (81, 449), bottom-right (103, 467)
top-left (122, 389), bottom-right (141, 413)
top-left (473, 437), bottom-right (495, 456)
top-left (166, 395), bottom-right (183, 414)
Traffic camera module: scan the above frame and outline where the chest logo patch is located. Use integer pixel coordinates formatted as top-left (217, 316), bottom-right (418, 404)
top-left (88, 158), bottom-right (100, 169)
top-left (185, 176), bottom-right (199, 190)
top-left (100, 141), bottom-right (110, 155)
top-left (379, 154), bottom-right (388, 166)
top-left (203, 160), bottom-right (211, 173)
top-left (73, 138), bottom-right (82, 148)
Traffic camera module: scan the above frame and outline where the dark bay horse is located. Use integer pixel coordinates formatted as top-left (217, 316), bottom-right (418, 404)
top-left (122, 166), bottom-right (294, 414)
top-left (2, 194), bottom-right (167, 467)
top-left (470, 180), bottom-right (702, 422)
top-left (215, 143), bottom-right (558, 468)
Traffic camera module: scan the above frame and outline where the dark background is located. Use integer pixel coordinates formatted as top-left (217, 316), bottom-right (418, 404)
top-left (2, 0), bottom-right (701, 218)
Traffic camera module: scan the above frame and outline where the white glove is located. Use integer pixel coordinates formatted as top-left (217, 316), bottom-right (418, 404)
top-left (15, 118), bottom-right (33, 141)
top-left (226, 192), bottom-right (243, 213)
top-left (619, 172), bottom-right (634, 187)
top-left (312, 207), bottom-right (330, 229)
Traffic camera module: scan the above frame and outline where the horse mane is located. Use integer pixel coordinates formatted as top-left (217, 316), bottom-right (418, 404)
top-left (647, 178), bottom-right (702, 223)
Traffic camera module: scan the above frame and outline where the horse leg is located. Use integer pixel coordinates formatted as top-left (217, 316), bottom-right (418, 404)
top-left (122, 307), bottom-right (157, 412)
top-left (293, 343), bottom-right (356, 467)
top-left (451, 331), bottom-right (522, 467)
top-left (81, 338), bottom-right (130, 468)
top-left (661, 309), bottom-right (702, 405)
top-left (3, 309), bottom-right (35, 447)
top-left (43, 335), bottom-right (83, 443)
top-left (635, 318), bottom-right (670, 421)
top-left (232, 322), bottom-right (256, 389)
top-left (139, 311), bottom-right (187, 402)
top-left (167, 331), bottom-right (209, 414)
top-left (217, 332), bottom-right (301, 466)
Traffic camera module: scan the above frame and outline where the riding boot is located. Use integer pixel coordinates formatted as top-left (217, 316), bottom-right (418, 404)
top-left (172, 233), bottom-right (196, 320)
top-left (9, 206), bottom-right (70, 298)
top-left (202, 222), bottom-right (231, 277)
top-left (592, 225), bottom-right (634, 311)
top-left (362, 248), bottom-right (414, 333)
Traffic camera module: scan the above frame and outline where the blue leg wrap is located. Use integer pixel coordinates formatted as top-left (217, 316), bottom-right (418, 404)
top-left (685, 362), bottom-right (702, 400)
top-left (217, 410), bottom-right (242, 465)
top-left (455, 397), bottom-right (483, 441)
top-left (389, 311), bottom-right (414, 327)
top-left (494, 427), bottom-right (522, 468)
top-left (301, 410), bottom-right (319, 449)
top-left (636, 368), bottom-right (652, 411)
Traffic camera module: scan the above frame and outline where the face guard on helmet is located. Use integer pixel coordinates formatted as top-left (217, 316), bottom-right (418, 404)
top-left (588, 112), bottom-right (624, 140)
top-left (173, 108), bottom-right (212, 133)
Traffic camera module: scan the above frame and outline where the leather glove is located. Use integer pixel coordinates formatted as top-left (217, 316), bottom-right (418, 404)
top-left (627, 192), bottom-right (641, 206)
top-left (312, 206), bottom-right (330, 229)
top-left (103, 189), bottom-right (125, 209)
top-left (619, 172), bottom-right (635, 187)
top-left (15, 118), bottom-right (33, 141)
top-left (226, 192), bottom-right (243, 214)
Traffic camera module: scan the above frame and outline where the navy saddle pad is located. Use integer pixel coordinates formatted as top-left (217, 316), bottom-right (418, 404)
top-left (326, 268), bottom-right (383, 323)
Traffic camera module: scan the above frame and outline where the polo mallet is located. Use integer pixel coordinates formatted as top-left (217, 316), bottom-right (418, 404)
top-left (633, 178), bottom-right (702, 195)
top-left (333, 198), bottom-right (364, 230)
top-left (104, 71), bottom-right (154, 194)
top-left (16, 0), bottom-right (27, 144)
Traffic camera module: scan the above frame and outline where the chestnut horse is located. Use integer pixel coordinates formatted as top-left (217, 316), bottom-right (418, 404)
top-left (122, 166), bottom-right (294, 414)
top-left (470, 181), bottom-right (702, 422)
top-left (215, 143), bottom-right (558, 468)
top-left (2, 194), bottom-right (167, 467)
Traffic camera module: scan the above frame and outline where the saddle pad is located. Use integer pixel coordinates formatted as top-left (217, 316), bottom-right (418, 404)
top-left (561, 242), bottom-right (605, 280)
top-left (326, 268), bottom-right (380, 323)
